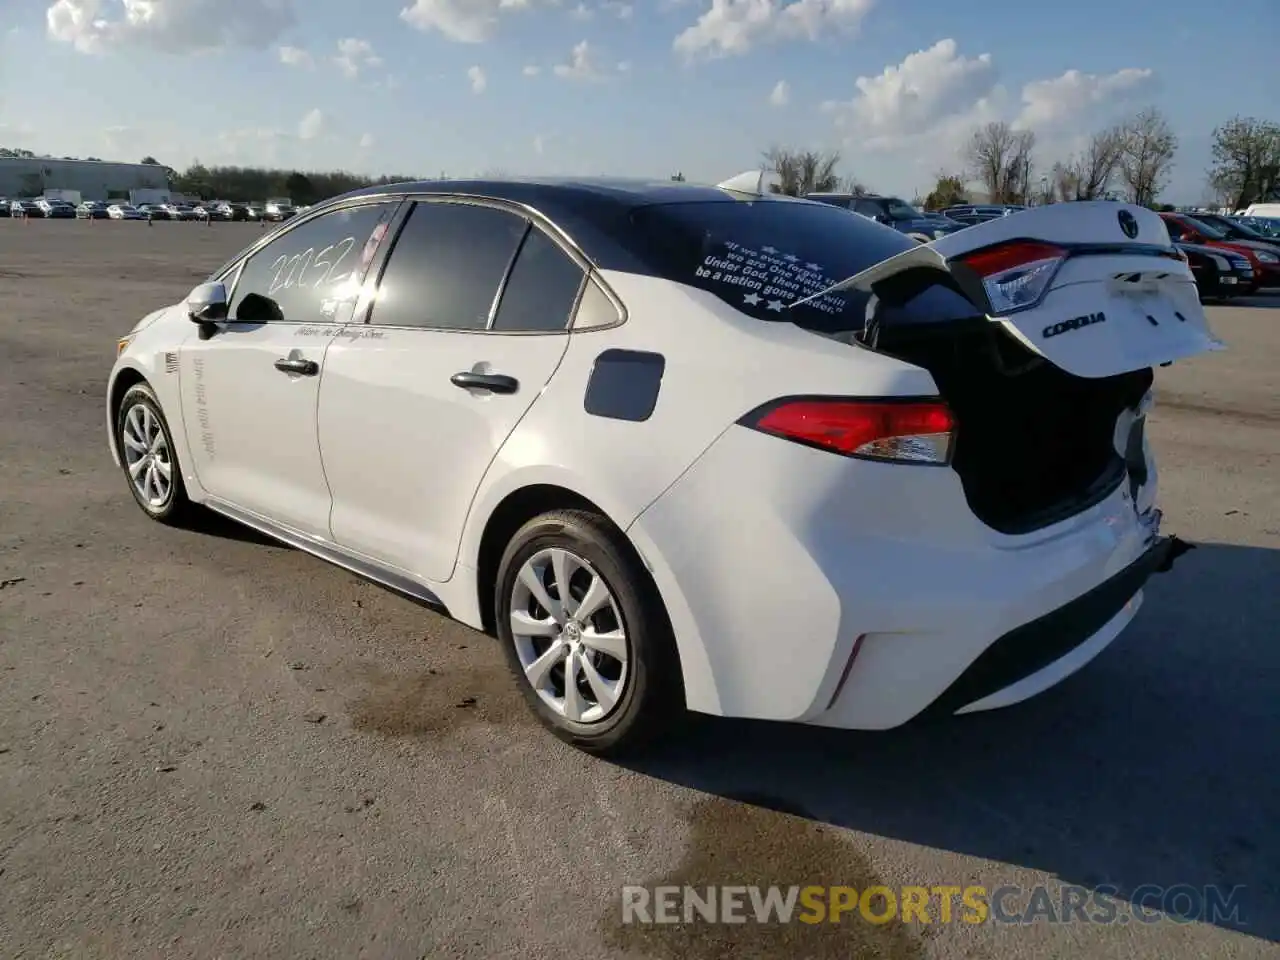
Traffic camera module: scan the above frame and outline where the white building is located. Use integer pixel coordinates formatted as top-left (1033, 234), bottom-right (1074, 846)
top-left (0, 157), bottom-right (168, 202)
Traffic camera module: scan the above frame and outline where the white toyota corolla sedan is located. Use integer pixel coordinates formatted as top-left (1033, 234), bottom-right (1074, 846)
top-left (107, 175), bottom-right (1220, 755)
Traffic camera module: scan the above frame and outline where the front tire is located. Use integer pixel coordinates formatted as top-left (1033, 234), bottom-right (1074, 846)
top-left (115, 382), bottom-right (196, 526)
top-left (495, 509), bottom-right (683, 757)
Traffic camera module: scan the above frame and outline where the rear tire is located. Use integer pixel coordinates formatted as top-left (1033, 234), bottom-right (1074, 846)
top-left (495, 509), bottom-right (683, 757)
top-left (115, 381), bottom-right (197, 527)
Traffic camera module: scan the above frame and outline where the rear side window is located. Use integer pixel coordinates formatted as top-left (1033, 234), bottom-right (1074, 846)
top-left (626, 200), bottom-right (978, 335)
top-left (491, 227), bottom-right (585, 332)
top-left (371, 201), bottom-right (528, 330)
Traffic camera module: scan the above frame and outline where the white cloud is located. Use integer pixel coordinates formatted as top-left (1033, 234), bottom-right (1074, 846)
top-left (553, 40), bottom-right (610, 81)
top-left (297, 108), bottom-right (325, 141)
top-left (359, 133), bottom-right (375, 149)
top-left (400, 0), bottom-right (537, 43)
top-left (1016, 67), bottom-right (1155, 130)
top-left (467, 65), bottom-right (487, 93)
top-left (604, 0), bottom-right (633, 16)
top-left (821, 38), bottom-right (1162, 191)
top-left (568, 1), bottom-right (593, 19)
top-left (823, 38), bottom-right (1001, 150)
top-left (523, 64), bottom-right (541, 76)
top-left (768, 79), bottom-right (789, 106)
top-left (334, 37), bottom-right (383, 79)
top-left (278, 44), bottom-right (311, 67)
top-left (616, 60), bottom-right (631, 73)
top-left (533, 134), bottom-right (548, 155)
top-left (674, 0), bottom-right (874, 59)
top-left (46, 0), bottom-right (295, 54)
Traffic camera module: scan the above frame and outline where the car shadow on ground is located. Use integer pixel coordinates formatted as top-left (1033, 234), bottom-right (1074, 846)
top-left (1231, 290), bottom-right (1280, 309)
top-left (188, 508), bottom-right (283, 547)
top-left (618, 541), bottom-right (1279, 944)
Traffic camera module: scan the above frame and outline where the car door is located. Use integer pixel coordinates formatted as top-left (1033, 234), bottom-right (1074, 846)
top-left (178, 199), bottom-right (401, 538)
top-left (318, 199), bottom-right (587, 583)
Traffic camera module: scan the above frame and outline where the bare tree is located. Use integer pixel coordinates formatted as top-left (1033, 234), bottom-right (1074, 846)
top-left (841, 175), bottom-right (869, 196)
top-left (1077, 125), bottom-right (1125, 199)
top-left (964, 121), bottom-right (1036, 204)
top-left (1051, 161), bottom-right (1080, 202)
top-left (762, 146), bottom-right (842, 196)
top-left (1118, 107), bottom-right (1178, 206)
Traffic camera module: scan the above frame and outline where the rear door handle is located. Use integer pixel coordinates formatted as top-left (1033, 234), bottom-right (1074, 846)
top-left (274, 357), bottom-right (319, 376)
top-left (451, 371), bottom-right (519, 394)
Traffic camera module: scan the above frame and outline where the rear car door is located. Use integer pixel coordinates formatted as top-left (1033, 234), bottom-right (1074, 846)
top-left (318, 199), bottom-right (584, 583)
top-left (178, 200), bottom-right (400, 537)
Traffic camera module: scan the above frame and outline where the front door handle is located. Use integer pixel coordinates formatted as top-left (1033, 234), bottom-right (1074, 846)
top-left (274, 357), bottom-right (319, 376)
top-left (450, 371), bottom-right (519, 394)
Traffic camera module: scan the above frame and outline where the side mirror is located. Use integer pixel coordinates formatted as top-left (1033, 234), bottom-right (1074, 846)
top-left (187, 282), bottom-right (228, 323)
top-left (874, 214), bottom-right (891, 225)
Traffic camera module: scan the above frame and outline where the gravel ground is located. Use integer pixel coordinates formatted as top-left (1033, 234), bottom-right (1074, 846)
top-left (1, 219), bottom-right (1276, 960)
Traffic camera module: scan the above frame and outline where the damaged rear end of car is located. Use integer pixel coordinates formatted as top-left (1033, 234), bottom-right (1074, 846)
top-left (624, 196), bottom-right (1218, 728)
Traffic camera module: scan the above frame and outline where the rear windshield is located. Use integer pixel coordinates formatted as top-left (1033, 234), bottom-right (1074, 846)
top-left (626, 199), bottom-right (979, 334)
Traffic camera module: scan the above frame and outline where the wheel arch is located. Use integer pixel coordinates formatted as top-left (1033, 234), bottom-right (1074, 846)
top-left (474, 483), bottom-right (617, 636)
top-left (106, 365), bottom-right (149, 465)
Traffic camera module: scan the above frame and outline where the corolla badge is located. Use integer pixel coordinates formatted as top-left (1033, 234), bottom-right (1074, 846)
top-left (1118, 209), bottom-right (1139, 239)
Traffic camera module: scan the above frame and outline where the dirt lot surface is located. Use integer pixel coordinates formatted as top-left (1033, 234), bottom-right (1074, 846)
top-left (1, 220), bottom-right (1277, 959)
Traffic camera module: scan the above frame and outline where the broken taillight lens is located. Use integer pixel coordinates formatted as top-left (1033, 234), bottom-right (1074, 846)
top-left (742, 398), bottom-right (956, 465)
top-left (958, 240), bottom-right (1067, 315)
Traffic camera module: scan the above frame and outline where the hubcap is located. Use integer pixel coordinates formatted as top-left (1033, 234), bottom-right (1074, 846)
top-left (121, 402), bottom-right (173, 509)
top-left (509, 547), bottom-right (629, 724)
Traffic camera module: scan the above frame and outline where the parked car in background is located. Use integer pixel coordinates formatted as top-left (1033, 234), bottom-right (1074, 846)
top-left (108, 203), bottom-right (146, 220)
top-left (10, 199), bottom-right (42, 217)
top-left (1238, 216), bottom-right (1280, 239)
top-left (1189, 213), bottom-right (1280, 256)
top-left (160, 203), bottom-right (193, 221)
top-left (76, 200), bottom-right (111, 219)
top-left (1243, 203), bottom-right (1280, 219)
top-left (804, 192), bottom-right (966, 242)
top-left (264, 201), bottom-right (297, 221)
top-left (0, 197), bottom-right (10, 218)
top-left (1175, 242), bottom-right (1254, 299)
top-left (1160, 212), bottom-right (1280, 287)
top-left (35, 198), bottom-right (77, 219)
top-left (136, 204), bottom-right (170, 220)
top-left (941, 204), bottom-right (1026, 226)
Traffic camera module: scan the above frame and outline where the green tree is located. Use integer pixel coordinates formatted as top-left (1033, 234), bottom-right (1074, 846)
top-left (1209, 116), bottom-right (1280, 209)
top-left (285, 172), bottom-right (316, 204)
top-left (923, 173), bottom-right (968, 210)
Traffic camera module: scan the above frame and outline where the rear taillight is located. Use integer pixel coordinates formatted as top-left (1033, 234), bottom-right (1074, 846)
top-left (957, 240), bottom-right (1066, 314)
top-left (742, 398), bottom-right (956, 465)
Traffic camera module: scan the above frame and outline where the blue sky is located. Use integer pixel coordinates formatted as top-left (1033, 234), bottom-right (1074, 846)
top-left (1, 0), bottom-right (1277, 201)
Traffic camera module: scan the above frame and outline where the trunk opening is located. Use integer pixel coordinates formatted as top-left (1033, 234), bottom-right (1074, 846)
top-left (867, 318), bottom-right (1153, 535)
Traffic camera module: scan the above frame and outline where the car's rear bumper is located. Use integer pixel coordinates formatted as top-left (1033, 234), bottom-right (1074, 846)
top-left (629, 423), bottom-right (1179, 728)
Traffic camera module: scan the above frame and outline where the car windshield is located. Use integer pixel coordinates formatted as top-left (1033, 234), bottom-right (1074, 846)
top-left (882, 198), bottom-right (923, 221)
top-left (1208, 216), bottom-right (1267, 240)
top-left (626, 199), bottom-right (980, 336)
top-left (1183, 216), bottom-right (1228, 240)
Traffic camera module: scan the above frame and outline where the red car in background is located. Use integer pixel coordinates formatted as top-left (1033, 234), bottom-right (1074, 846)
top-left (1160, 213), bottom-right (1279, 290)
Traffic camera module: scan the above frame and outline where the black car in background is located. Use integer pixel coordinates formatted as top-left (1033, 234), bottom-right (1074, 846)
top-left (0, 198), bottom-right (9, 218)
top-left (803, 192), bottom-right (966, 242)
top-left (940, 203), bottom-right (1027, 226)
top-left (1190, 213), bottom-right (1280, 256)
top-left (76, 200), bottom-right (111, 219)
top-left (1176, 242), bottom-right (1255, 300)
top-left (10, 199), bottom-right (42, 217)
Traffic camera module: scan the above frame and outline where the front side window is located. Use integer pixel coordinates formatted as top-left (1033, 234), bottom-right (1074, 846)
top-left (369, 201), bottom-right (528, 330)
top-left (228, 202), bottom-right (397, 323)
top-left (490, 227), bottom-right (586, 332)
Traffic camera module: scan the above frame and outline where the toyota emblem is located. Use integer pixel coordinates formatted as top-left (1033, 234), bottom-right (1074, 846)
top-left (1118, 209), bottom-right (1139, 239)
